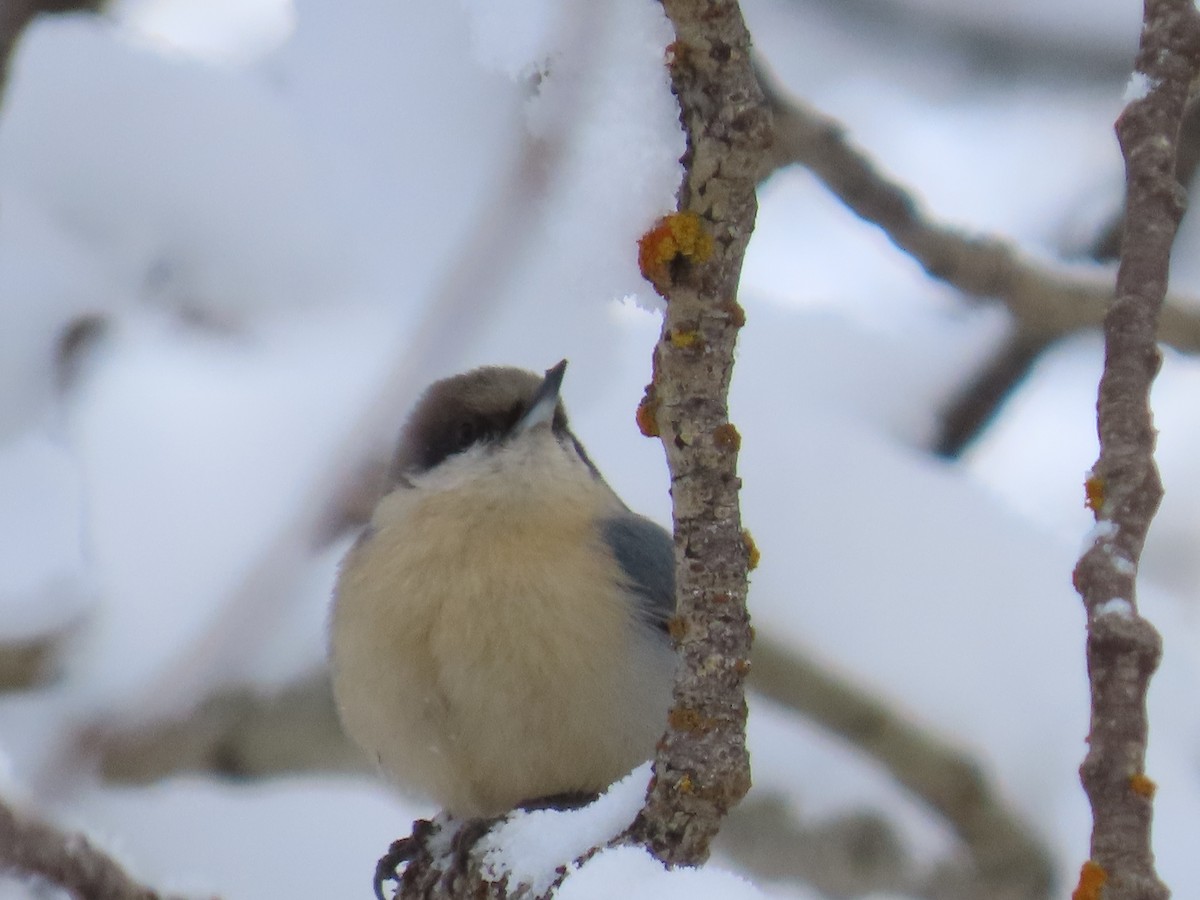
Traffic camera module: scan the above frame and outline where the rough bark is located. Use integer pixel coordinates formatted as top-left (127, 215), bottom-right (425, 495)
top-left (1070, 2), bottom-right (1200, 899)
top-left (626, 0), bottom-right (767, 866)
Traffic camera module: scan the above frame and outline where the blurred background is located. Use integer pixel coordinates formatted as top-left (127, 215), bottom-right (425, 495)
top-left (2, 0), bottom-right (1198, 897)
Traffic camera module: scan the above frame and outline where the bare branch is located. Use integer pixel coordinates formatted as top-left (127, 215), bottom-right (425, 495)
top-left (0, 794), bottom-right (192, 900)
top-left (0, 634), bottom-right (60, 692)
top-left (92, 671), bottom-right (366, 783)
top-left (756, 63), bottom-right (1200, 355)
top-left (1070, 2), bottom-right (1200, 898)
top-left (750, 635), bottom-right (1054, 899)
top-left (627, 0), bottom-right (767, 866)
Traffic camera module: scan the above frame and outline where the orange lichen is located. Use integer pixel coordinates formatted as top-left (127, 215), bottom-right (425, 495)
top-left (637, 212), bottom-right (714, 292)
top-left (712, 422), bottom-right (741, 451)
top-left (669, 706), bottom-right (722, 735)
top-left (1071, 860), bottom-right (1107, 900)
top-left (1130, 772), bottom-right (1158, 798)
top-left (721, 299), bottom-right (747, 328)
top-left (1084, 473), bottom-right (1105, 516)
top-left (636, 392), bottom-right (660, 438)
top-left (742, 529), bottom-right (760, 571)
top-left (733, 657), bottom-right (751, 677)
top-left (668, 706), bottom-right (706, 733)
top-left (676, 772), bottom-right (694, 794)
top-left (667, 616), bottom-right (687, 641)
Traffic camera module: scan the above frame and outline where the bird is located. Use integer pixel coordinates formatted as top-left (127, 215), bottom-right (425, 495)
top-left (329, 360), bottom-right (677, 819)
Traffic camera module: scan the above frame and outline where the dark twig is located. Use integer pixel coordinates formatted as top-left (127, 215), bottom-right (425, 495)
top-left (934, 329), bottom-right (1054, 457)
top-left (0, 794), bottom-right (189, 900)
top-left (626, 0), bottom-right (767, 866)
top-left (1070, 2), bottom-right (1200, 899)
top-left (0, 0), bottom-right (102, 100)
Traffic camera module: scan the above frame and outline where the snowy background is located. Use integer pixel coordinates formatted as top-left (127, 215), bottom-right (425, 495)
top-left (2, 0), bottom-right (1199, 897)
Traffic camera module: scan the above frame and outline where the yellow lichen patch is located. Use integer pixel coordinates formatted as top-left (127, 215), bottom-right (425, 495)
top-left (713, 422), bottom-right (741, 451)
top-left (742, 529), bottom-right (760, 571)
top-left (636, 392), bottom-right (660, 438)
top-left (1071, 860), bottom-right (1107, 900)
top-left (676, 771), bottom-right (694, 794)
top-left (668, 329), bottom-right (703, 349)
top-left (1130, 772), bottom-right (1157, 798)
top-left (637, 211), bottom-right (714, 292)
top-left (667, 616), bottom-right (687, 642)
top-left (1084, 473), bottom-right (1105, 516)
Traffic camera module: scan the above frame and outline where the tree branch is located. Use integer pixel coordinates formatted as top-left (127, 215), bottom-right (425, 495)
top-left (0, 0), bottom-right (103, 101)
top-left (1070, 3), bottom-right (1200, 900)
top-left (756, 63), bottom-right (1200, 456)
top-left (933, 328), bottom-right (1054, 458)
top-left (0, 794), bottom-right (189, 900)
top-left (750, 635), bottom-right (1054, 899)
top-left (627, 0), bottom-right (767, 866)
top-left (1090, 95), bottom-right (1200, 262)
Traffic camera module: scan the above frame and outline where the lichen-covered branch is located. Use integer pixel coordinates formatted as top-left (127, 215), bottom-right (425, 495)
top-left (627, 0), bottom-right (767, 866)
top-left (1070, 2), bottom-right (1200, 899)
top-left (0, 794), bottom-right (187, 900)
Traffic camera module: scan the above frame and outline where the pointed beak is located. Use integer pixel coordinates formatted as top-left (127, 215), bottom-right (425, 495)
top-left (515, 359), bottom-right (568, 434)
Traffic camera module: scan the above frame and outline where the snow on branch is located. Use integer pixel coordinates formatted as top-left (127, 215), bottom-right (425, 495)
top-left (626, 0), bottom-right (767, 866)
top-left (1071, 2), bottom-right (1200, 898)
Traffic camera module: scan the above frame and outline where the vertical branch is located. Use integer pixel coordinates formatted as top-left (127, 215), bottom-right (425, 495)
top-left (628, 0), bottom-right (769, 866)
top-left (1072, 2), bottom-right (1200, 898)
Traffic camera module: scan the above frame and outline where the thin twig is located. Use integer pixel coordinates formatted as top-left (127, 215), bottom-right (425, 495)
top-left (1071, 2), bottom-right (1200, 899)
top-left (0, 795), bottom-right (191, 900)
top-left (626, 0), bottom-right (767, 866)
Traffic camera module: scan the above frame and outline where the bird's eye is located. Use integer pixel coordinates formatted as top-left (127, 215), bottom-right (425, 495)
top-left (455, 420), bottom-right (478, 450)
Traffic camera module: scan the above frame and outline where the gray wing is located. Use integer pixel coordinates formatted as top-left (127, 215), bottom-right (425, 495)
top-left (600, 514), bottom-right (676, 635)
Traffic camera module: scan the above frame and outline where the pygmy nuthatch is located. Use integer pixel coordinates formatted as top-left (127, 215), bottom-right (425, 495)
top-left (330, 361), bottom-right (676, 817)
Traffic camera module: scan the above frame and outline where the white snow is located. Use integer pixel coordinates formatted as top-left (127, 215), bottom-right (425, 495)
top-left (2, 0), bottom-right (1198, 898)
top-left (1123, 70), bottom-right (1155, 103)
top-left (479, 765), bottom-right (650, 896)
top-left (1095, 597), bottom-right (1134, 619)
